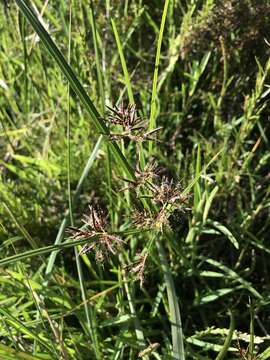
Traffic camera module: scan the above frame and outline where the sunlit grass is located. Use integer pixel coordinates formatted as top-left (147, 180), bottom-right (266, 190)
top-left (1, 1), bottom-right (270, 359)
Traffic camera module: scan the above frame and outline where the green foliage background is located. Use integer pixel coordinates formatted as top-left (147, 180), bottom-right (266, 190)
top-left (1, 0), bottom-right (270, 359)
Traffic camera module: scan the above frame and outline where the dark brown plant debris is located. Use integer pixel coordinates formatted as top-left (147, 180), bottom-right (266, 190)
top-left (67, 206), bottom-right (124, 261)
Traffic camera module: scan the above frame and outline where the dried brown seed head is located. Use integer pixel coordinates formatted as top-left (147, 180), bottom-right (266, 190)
top-left (149, 177), bottom-right (190, 208)
top-left (132, 208), bottom-right (170, 232)
top-left (107, 103), bottom-right (162, 143)
top-left (67, 205), bottom-right (124, 261)
top-left (125, 251), bottom-right (148, 287)
top-left (82, 205), bottom-right (106, 233)
top-left (120, 161), bottom-right (160, 191)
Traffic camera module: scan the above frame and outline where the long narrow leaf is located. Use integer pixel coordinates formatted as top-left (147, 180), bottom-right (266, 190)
top-left (157, 239), bottom-right (185, 360)
top-left (111, 19), bottom-right (134, 104)
top-left (0, 237), bottom-right (96, 267)
top-left (215, 311), bottom-right (235, 360)
top-left (148, 0), bottom-right (170, 153)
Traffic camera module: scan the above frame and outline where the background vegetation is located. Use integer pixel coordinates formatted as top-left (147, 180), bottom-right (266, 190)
top-left (1, 0), bottom-right (270, 359)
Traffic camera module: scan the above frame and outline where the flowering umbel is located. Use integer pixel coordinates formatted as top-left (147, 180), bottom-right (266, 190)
top-left (68, 206), bottom-right (123, 262)
top-left (133, 208), bottom-right (170, 232)
top-left (125, 251), bottom-right (148, 287)
top-left (132, 176), bottom-right (190, 232)
top-left (149, 176), bottom-right (190, 209)
top-left (106, 103), bottom-right (162, 143)
top-left (67, 102), bottom-right (190, 287)
top-left (120, 161), bottom-right (159, 191)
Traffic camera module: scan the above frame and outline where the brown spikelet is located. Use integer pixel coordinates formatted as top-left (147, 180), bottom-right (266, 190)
top-left (107, 103), bottom-right (162, 143)
top-left (67, 205), bottom-right (124, 261)
top-left (125, 251), bottom-right (148, 287)
top-left (120, 161), bottom-right (160, 191)
top-left (149, 176), bottom-right (190, 209)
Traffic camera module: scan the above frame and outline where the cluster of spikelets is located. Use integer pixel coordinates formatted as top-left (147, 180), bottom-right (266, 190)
top-left (67, 103), bottom-right (190, 285)
top-left (106, 103), bottom-right (162, 143)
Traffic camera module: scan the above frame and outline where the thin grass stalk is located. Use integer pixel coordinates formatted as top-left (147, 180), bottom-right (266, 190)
top-left (148, 0), bottom-right (170, 154)
top-left (249, 300), bottom-right (255, 359)
top-left (111, 6), bottom-right (145, 67)
top-left (67, 0), bottom-right (73, 228)
top-left (111, 19), bottom-right (134, 104)
top-left (2, 202), bottom-right (40, 249)
top-left (122, 269), bottom-right (148, 360)
top-left (75, 248), bottom-right (101, 359)
top-left (215, 310), bottom-right (234, 360)
top-left (104, 1), bottom-right (115, 223)
top-left (214, 37), bottom-right (228, 130)
top-left (26, 277), bottom-right (60, 358)
top-left (103, 0), bottom-right (111, 104)
top-left (111, 18), bottom-right (146, 173)
top-left (89, 1), bottom-right (105, 114)
top-left (67, 3), bottom-right (99, 356)
top-left (18, 12), bottom-right (28, 115)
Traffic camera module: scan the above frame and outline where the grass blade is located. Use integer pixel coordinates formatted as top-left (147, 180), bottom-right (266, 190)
top-left (111, 18), bottom-right (134, 104)
top-left (249, 299), bottom-right (255, 359)
top-left (203, 185), bottom-right (219, 223)
top-left (208, 220), bottom-right (239, 250)
top-left (156, 238), bottom-right (185, 360)
top-left (0, 237), bottom-right (98, 267)
top-left (148, 0), bottom-right (170, 154)
top-left (0, 343), bottom-right (44, 360)
top-left (215, 311), bottom-right (235, 360)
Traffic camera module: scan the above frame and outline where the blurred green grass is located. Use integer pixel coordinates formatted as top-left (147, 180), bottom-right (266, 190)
top-left (1, 1), bottom-right (270, 359)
